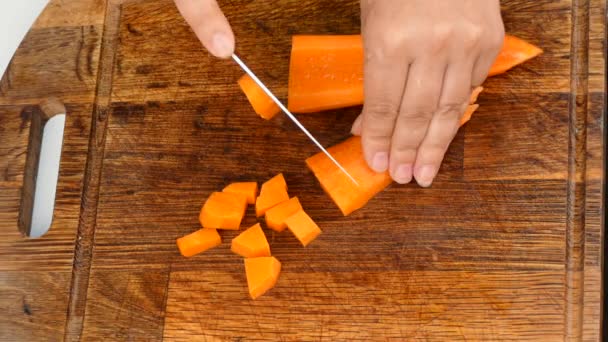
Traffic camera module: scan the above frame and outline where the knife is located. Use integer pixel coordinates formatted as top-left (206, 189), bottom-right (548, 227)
top-left (232, 54), bottom-right (359, 186)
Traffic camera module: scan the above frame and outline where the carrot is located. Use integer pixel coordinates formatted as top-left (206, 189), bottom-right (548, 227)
top-left (176, 228), bottom-right (221, 257)
top-left (284, 210), bottom-right (322, 247)
top-left (231, 223), bottom-right (271, 258)
top-left (265, 197), bottom-right (303, 232)
top-left (469, 86), bottom-right (483, 104)
top-left (488, 35), bottom-right (544, 76)
top-left (223, 182), bottom-right (258, 205)
top-left (460, 104), bottom-right (480, 126)
top-left (255, 174), bottom-right (290, 217)
top-left (245, 256), bottom-right (281, 299)
top-left (199, 192), bottom-right (248, 230)
top-left (288, 35), bottom-right (364, 113)
top-left (288, 35), bottom-right (541, 113)
top-left (238, 74), bottom-right (281, 120)
top-left (306, 136), bottom-right (392, 216)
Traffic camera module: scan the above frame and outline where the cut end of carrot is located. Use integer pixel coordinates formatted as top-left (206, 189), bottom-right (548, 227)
top-left (255, 174), bottom-right (290, 217)
top-left (285, 210), bottom-right (322, 247)
top-left (223, 182), bottom-right (258, 205)
top-left (306, 136), bottom-right (392, 216)
top-left (199, 192), bottom-right (248, 230)
top-left (245, 256), bottom-right (281, 299)
top-left (176, 228), bottom-right (221, 257)
top-left (238, 74), bottom-right (281, 120)
top-left (488, 35), bottom-right (543, 77)
top-left (469, 86), bottom-right (483, 104)
top-left (460, 104), bottom-right (480, 126)
top-left (265, 197), bottom-right (303, 232)
top-left (231, 223), bottom-right (271, 258)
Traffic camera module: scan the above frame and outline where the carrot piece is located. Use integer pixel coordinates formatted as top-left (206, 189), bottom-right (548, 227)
top-left (488, 35), bottom-right (544, 77)
top-left (288, 35), bottom-right (541, 113)
top-left (460, 104), bottom-right (480, 126)
top-left (176, 228), bottom-right (221, 257)
top-left (265, 197), bottom-right (303, 232)
top-left (284, 210), bottom-right (322, 247)
top-left (245, 256), bottom-right (281, 299)
top-left (255, 174), bottom-right (290, 217)
top-left (238, 74), bottom-right (281, 120)
top-left (309, 111), bottom-right (482, 214)
top-left (199, 192), bottom-right (248, 230)
top-left (469, 86), bottom-right (483, 104)
top-left (260, 173), bottom-right (287, 193)
top-left (223, 182), bottom-right (258, 205)
top-left (288, 35), bottom-right (364, 113)
top-left (306, 136), bottom-right (392, 216)
top-left (231, 223), bottom-right (271, 258)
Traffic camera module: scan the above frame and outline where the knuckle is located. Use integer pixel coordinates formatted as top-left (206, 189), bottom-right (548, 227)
top-left (364, 101), bottom-right (400, 120)
top-left (435, 102), bottom-right (466, 119)
top-left (400, 107), bottom-right (435, 121)
top-left (429, 24), bottom-right (454, 53)
top-left (461, 25), bottom-right (483, 48)
top-left (365, 32), bottom-right (411, 61)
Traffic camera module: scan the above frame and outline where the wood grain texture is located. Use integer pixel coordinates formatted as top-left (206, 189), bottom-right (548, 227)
top-left (0, 0), bottom-right (105, 340)
top-left (0, 0), bottom-right (603, 341)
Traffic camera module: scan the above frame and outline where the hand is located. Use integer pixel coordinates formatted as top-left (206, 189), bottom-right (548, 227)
top-left (354, 0), bottom-right (504, 187)
top-left (174, 0), bottom-right (235, 58)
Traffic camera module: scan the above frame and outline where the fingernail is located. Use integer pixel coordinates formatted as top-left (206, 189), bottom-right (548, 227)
top-left (371, 152), bottom-right (389, 173)
top-left (416, 165), bottom-right (437, 187)
top-left (393, 164), bottom-right (413, 184)
top-left (211, 32), bottom-right (233, 58)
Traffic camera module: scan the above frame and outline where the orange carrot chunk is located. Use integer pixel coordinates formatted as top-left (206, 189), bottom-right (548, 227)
top-left (231, 223), bottom-right (271, 258)
top-left (265, 197), bottom-right (303, 232)
top-left (255, 174), bottom-right (290, 217)
top-left (199, 192), bottom-right (248, 230)
top-left (176, 228), bottom-right (221, 257)
top-left (238, 74), bottom-right (281, 120)
top-left (285, 210), bottom-right (322, 247)
top-left (223, 182), bottom-right (258, 205)
top-left (306, 136), bottom-right (392, 216)
top-left (245, 256), bottom-right (281, 299)
top-left (288, 35), bottom-right (541, 113)
top-left (488, 35), bottom-right (544, 77)
top-left (460, 104), bottom-right (480, 126)
top-left (260, 173), bottom-right (287, 193)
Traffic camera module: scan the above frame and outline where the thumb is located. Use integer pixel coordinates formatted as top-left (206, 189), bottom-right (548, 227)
top-left (174, 0), bottom-right (235, 58)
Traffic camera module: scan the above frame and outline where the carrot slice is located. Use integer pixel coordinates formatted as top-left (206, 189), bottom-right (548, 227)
top-left (245, 256), bottom-right (281, 299)
top-left (488, 35), bottom-right (544, 76)
top-left (199, 192), bottom-right (248, 230)
top-left (460, 104), bottom-right (480, 126)
top-left (223, 182), bottom-right (258, 205)
top-left (265, 197), bottom-right (303, 232)
top-left (238, 74), bottom-right (281, 120)
top-left (255, 174), bottom-right (290, 217)
top-left (288, 35), bottom-right (541, 113)
top-left (469, 86), bottom-right (483, 104)
top-left (306, 136), bottom-right (392, 216)
top-left (285, 210), bottom-right (322, 247)
top-left (231, 223), bottom-right (271, 258)
top-left (176, 228), bottom-right (221, 257)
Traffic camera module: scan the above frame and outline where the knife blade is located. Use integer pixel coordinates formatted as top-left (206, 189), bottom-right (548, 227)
top-left (232, 54), bottom-right (359, 186)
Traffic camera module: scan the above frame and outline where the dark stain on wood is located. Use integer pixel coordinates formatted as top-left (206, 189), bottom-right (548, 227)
top-left (146, 82), bottom-right (168, 89)
top-left (135, 65), bottom-right (153, 74)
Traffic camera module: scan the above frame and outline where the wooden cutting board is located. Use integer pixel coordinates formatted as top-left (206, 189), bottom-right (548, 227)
top-left (0, 0), bottom-right (605, 340)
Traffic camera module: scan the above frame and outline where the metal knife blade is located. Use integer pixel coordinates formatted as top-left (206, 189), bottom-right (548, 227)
top-left (232, 54), bottom-right (359, 186)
